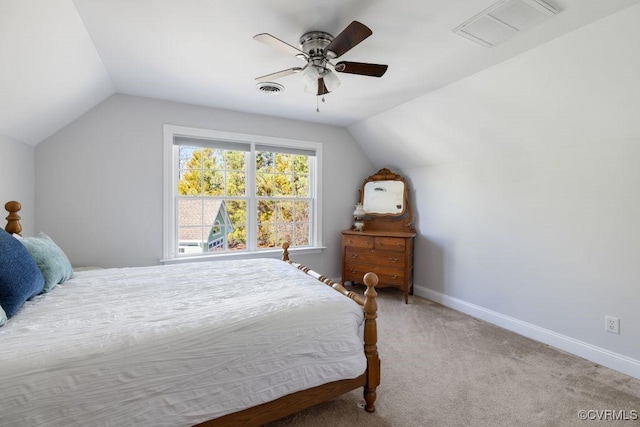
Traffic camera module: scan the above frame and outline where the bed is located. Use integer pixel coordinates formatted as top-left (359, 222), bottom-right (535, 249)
top-left (0, 200), bottom-right (380, 426)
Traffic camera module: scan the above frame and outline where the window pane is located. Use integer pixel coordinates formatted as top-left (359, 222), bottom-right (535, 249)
top-left (293, 155), bottom-right (309, 174)
top-left (178, 169), bottom-right (204, 196)
top-left (228, 226), bottom-right (246, 250)
top-left (256, 173), bottom-right (274, 196)
top-left (294, 223), bottom-right (310, 246)
top-left (203, 170), bottom-right (224, 196)
top-left (257, 223), bottom-right (274, 249)
top-left (258, 200), bottom-right (275, 223)
top-left (178, 198), bottom-right (202, 226)
top-left (256, 151), bottom-right (275, 173)
top-left (293, 173), bottom-right (309, 197)
top-left (179, 146), bottom-right (198, 169)
top-left (205, 224), bottom-right (226, 252)
top-left (276, 153), bottom-right (293, 174)
top-left (209, 149), bottom-right (224, 169)
top-left (275, 223), bottom-right (294, 247)
top-left (227, 172), bottom-right (245, 196)
top-left (224, 151), bottom-right (245, 171)
top-left (226, 200), bottom-right (247, 250)
top-left (227, 200), bottom-right (247, 226)
top-left (276, 201), bottom-right (293, 222)
top-left (293, 201), bottom-right (310, 222)
top-left (274, 174), bottom-right (293, 197)
top-left (177, 227), bottom-right (207, 255)
top-left (202, 198), bottom-right (221, 225)
top-left (178, 227), bottom-right (203, 242)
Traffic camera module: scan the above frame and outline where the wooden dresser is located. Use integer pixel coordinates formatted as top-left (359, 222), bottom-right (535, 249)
top-left (342, 168), bottom-right (416, 303)
top-left (342, 230), bottom-right (415, 303)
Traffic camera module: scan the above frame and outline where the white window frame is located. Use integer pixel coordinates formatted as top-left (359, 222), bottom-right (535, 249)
top-left (162, 125), bottom-right (323, 263)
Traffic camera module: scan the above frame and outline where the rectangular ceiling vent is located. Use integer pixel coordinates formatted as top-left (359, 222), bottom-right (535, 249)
top-left (453, 0), bottom-right (559, 47)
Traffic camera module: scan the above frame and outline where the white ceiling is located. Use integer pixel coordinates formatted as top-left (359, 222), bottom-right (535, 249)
top-left (1, 0), bottom-right (639, 146)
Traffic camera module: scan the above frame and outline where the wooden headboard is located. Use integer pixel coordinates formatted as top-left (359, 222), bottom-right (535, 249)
top-left (4, 200), bottom-right (22, 236)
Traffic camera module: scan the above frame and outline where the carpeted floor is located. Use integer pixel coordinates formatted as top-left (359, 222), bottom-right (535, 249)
top-left (269, 287), bottom-right (640, 427)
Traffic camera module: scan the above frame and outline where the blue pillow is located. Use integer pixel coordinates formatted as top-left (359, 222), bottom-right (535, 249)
top-left (0, 229), bottom-right (45, 318)
top-left (20, 232), bottom-right (74, 292)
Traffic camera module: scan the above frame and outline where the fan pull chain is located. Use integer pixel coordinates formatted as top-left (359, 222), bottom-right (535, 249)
top-left (316, 95), bottom-right (327, 113)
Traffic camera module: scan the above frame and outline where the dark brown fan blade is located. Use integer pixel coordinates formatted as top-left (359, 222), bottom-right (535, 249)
top-left (255, 67), bottom-right (302, 83)
top-left (317, 78), bottom-right (329, 95)
top-left (325, 21), bottom-right (372, 58)
top-left (334, 61), bottom-right (388, 77)
top-left (254, 33), bottom-right (307, 59)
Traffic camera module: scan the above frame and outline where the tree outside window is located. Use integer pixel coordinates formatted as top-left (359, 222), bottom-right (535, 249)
top-left (176, 145), bottom-right (313, 255)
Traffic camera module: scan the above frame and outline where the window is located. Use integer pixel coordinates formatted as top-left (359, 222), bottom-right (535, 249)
top-left (163, 126), bottom-right (322, 260)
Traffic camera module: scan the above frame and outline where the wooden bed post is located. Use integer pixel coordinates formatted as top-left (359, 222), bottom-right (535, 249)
top-left (281, 241), bottom-right (290, 261)
top-left (4, 201), bottom-right (22, 236)
top-left (362, 272), bottom-right (380, 412)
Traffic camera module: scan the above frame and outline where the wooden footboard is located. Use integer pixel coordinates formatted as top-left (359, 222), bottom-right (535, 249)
top-left (281, 242), bottom-right (380, 412)
top-left (198, 245), bottom-right (380, 426)
top-left (4, 202), bottom-right (380, 426)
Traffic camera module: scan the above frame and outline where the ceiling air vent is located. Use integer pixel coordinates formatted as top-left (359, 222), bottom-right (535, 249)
top-left (453, 0), bottom-right (559, 47)
top-left (256, 82), bottom-right (284, 95)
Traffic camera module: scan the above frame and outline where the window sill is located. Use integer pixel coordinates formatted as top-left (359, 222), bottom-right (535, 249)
top-left (160, 246), bottom-right (326, 265)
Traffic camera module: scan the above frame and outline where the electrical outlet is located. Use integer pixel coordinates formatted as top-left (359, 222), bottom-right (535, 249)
top-left (605, 316), bottom-right (620, 334)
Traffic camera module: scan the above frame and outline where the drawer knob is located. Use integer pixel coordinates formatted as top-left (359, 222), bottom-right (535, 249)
top-left (390, 275), bottom-right (398, 279)
top-left (389, 257), bottom-right (398, 263)
top-left (350, 269), bottom-right (357, 274)
top-left (350, 254), bottom-right (359, 258)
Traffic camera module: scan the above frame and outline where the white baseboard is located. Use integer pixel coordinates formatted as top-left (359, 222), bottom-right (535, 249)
top-left (414, 285), bottom-right (640, 380)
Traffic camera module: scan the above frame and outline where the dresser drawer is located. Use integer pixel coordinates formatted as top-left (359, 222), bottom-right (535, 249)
top-left (344, 263), bottom-right (406, 286)
top-left (376, 270), bottom-right (407, 286)
top-left (374, 236), bottom-right (406, 251)
top-left (343, 234), bottom-right (374, 249)
top-left (345, 247), bottom-right (406, 267)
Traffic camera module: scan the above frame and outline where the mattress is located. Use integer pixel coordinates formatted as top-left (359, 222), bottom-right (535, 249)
top-left (0, 258), bottom-right (366, 426)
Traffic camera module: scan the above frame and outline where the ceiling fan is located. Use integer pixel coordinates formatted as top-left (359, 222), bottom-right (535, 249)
top-left (254, 21), bottom-right (388, 96)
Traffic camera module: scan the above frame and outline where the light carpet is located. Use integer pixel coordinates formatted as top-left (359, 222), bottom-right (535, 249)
top-left (269, 288), bottom-right (640, 427)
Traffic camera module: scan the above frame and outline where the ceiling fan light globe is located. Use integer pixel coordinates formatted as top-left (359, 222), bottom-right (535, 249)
top-left (323, 70), bottom-right (341, 91)
top-left (301, 66), bottom-right (320, 88)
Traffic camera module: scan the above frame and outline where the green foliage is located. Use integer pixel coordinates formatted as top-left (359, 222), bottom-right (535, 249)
top-left (177, 146), bottom-right (311, 251)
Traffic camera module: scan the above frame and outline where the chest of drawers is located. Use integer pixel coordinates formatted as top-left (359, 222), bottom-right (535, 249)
top-left (342, 230), bottom-right (415, 303)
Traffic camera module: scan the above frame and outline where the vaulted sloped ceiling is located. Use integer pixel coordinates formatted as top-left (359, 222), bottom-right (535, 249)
top-left (0, 1), bottom-right (113, 145)
top-left (351, 3), bottom-right (640, 169)
top-left (1, 0), bottom-right (639, 147)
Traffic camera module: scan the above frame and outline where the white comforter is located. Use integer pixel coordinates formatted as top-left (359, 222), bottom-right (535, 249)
top-left (0, 258), bottom-right (366, 427)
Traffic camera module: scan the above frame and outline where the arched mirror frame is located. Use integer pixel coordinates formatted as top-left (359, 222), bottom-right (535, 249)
top-left (358, 168), bottom-right (415, 233)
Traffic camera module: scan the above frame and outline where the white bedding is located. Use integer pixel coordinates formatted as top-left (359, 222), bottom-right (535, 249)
top-left (0, 258), bottom-right (366, 427)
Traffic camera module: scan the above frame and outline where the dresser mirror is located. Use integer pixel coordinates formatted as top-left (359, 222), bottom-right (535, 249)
top-left (358, 168), bottom-right (415, 233)
top-left (362, 180), bottom-right (405, 215)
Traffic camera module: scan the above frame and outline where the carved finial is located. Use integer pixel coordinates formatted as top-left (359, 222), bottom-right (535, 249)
top-left (281, 241), bottom-right (290, 261)
top-left (363, 272), bottom-right (378, 299)
top-left (4, 201), bottom-right (22, 236)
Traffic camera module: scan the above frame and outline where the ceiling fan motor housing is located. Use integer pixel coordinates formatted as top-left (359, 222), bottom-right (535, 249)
top-left (299, 31), bottom-right (335, 60)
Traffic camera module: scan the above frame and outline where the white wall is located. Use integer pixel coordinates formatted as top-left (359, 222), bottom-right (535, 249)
top-left (0, 134), bottom-right (35, 236)
top-left (35, 94), bottom-right (374, 274)
top-left (349, 4), bottom-right (640, 377)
